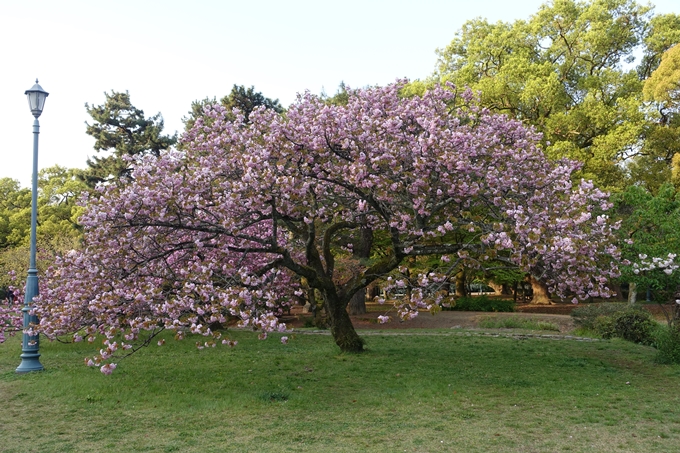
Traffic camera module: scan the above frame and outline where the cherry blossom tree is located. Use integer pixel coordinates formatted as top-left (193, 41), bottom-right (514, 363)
top-left (28, 82), bottom-right (620, 372)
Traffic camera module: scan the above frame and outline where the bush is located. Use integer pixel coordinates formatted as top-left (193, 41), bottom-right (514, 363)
top-left (446, 295), bottom-right (515, 312)
top-left (572, 303), bottom-right (656, 344)
top-left (613, 311), bottom-right (656, 344)
top-left (654, 325), bottom-right (680, 364)
top-left (571, 303), bottom-right (629, 330)
top-left (592, 315), bottom-right (617, 339)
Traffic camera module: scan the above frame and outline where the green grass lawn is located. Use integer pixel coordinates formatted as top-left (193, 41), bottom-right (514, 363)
top-left (1, 328), bottom-right (679, 452)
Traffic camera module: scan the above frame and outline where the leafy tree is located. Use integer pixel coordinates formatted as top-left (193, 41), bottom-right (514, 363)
top-left (0, 178), bottom-right (30, 249)
top-left (435, 0), bottom-right (680, 190)
top-left (82, 91), bottom-right (177, 187)
top-left (614, 183), bottom-right (680, 302)
top-left (643, 44), bottom-right (680, 104)
top-left (32, 83), bottom-right (620, 373)
top-left (0, 167), bottom-right (86, 291)
top-left (636, 44), bottom-right (680, 192)
top-left (183, 85), bottom-right (284, 131)
top-left (0, 168), bottom-right (85, 248)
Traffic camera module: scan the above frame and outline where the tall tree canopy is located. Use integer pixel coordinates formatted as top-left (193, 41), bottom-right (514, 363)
top-left (33, 82), bottom-right (620, 372)
top-left (435, 0), bottom-right (680, 190)
top-left (82, 91), bottom-right (177, 187)
top-left (641, 44), bottom-right (680, 191)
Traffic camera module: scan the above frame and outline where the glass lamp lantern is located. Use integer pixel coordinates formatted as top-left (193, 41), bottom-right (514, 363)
top-left (25, 79), bottom-right (49, 118)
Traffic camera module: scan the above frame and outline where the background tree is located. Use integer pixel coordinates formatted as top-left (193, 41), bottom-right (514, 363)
top-left (32, 83), bottom-right (621, 373)
top-left (637, 44), bottom-right (680, 192)
top-left (82, 91), bottom-right (177, 187)
top-left (0, 167), bottom-right (85, 291)
top-left (435, 0), bottom-right (680, 190)
top-left (614, 183), bottom-right (680, 302)
top-left (0, 168), bottom-right (84, 248)
top-left (0, 178), bottom-right (30, 249)
top-left (183, 85), bottom-right (284, 131)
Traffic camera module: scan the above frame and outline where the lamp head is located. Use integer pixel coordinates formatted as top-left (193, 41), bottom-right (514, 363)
top-left (25, 79), bottom-right (49, 118)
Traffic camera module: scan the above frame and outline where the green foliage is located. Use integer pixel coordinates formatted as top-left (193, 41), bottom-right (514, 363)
top-left (613, 310), bottom-right (657, 344)
top-left (183, 84), bottom-right (284, 131)
top-left (0, 178), bottom-right (29, 248)
top-left (0, 168), bottom-right (85, 247)
top-left (572, 303), bottom-right (656, 344)
top-left (446, 295), bottom-right (515, 312)
top-left (0, 167), bottom-right (85, 289)
top-left (572, 302), bottom-right (633, 329)
top-left (592, 315), bottom-right (618, 339)
top-left (322, 82), bottom-right (351, 106)
top-left (644, 44), bottom-right (680, 106)
top-left (435, 0), bottom-right (680, 190)
top-left (614, 184), bottom-right (680, 299)
top-left (654, 324), bottom-right (680, 364)
top-left (83, 91), bottom-right (177, 186)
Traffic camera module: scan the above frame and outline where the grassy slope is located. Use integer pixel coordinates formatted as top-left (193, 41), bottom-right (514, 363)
top-left (1, 329), bottom-right (679, 452)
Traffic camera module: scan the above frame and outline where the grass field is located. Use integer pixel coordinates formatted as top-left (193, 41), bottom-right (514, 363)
top-left (1, 328), bottom-right (680, 452)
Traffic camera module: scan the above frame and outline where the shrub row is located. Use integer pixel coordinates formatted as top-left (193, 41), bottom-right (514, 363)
top-left (444, 295), bottom-right (515, 312)
top-left (570, 302), bottom-right (680, 364)
top-left (571, 303), bottom-right (656, 345)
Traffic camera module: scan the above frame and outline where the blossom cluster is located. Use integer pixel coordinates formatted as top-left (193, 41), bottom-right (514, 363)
top-left (632, 254), bottom-right (679, 275)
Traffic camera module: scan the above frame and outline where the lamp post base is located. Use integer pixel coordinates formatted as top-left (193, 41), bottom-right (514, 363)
top-left (16, 352), bottom-right (44, 374)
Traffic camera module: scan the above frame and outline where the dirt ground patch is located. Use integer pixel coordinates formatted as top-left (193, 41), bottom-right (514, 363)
top-left (282, 306), bottom-right (576, 333)
top-left (280, 301), bottom-right (672, 333)
top-left (349, 310), bottom-right (575, 332)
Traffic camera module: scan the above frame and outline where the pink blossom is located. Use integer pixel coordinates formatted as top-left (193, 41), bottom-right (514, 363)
top-left (24, 80), bottom-right (620, 367)
top-left (100, 363), bottom-right (117, 375)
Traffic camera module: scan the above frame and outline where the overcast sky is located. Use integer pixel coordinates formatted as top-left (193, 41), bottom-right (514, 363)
top-left (1, 0), bottom-right (678, 187)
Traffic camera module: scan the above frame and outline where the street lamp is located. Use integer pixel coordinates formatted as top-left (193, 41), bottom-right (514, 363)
top-left (16, 80), bottom-right (48, 373)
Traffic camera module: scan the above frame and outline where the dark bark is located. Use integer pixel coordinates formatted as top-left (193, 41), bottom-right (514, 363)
top-left (324, 291), bottom-right (364, 352)
top-left (348, 289), bottom-right (366, 315)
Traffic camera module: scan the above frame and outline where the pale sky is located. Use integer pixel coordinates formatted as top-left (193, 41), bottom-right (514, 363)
top-left (1, 0), bottom-right (678, 187)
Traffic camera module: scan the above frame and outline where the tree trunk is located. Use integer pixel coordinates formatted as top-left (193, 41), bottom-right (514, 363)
top-left (529, 275), bottom-right (552, 305)
top-left (628, 282), bottom-right (637, 305)
top-left (488, 281), bottom-right (503, 296)
top-left (324, 291), bottom-right (364, 352)
top-left (348, 225), bottom-right (373, 315)
top-left (348, 289), bottom-right (366, 315)
top-left (455, 269), bottom-right (467, 297)
top-left (367, 281), bottom-right (380, 300)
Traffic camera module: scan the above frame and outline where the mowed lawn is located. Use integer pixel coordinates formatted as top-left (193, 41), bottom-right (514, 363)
top-left (1, 328), bottom-right (679, 452)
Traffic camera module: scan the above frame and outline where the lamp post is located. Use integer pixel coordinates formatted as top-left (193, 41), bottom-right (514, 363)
top-left (16, 79), bottom-right (48, 374)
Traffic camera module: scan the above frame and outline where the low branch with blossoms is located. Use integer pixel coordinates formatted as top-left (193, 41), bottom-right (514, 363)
top-left (0, 296), bottom-right (23, 344)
